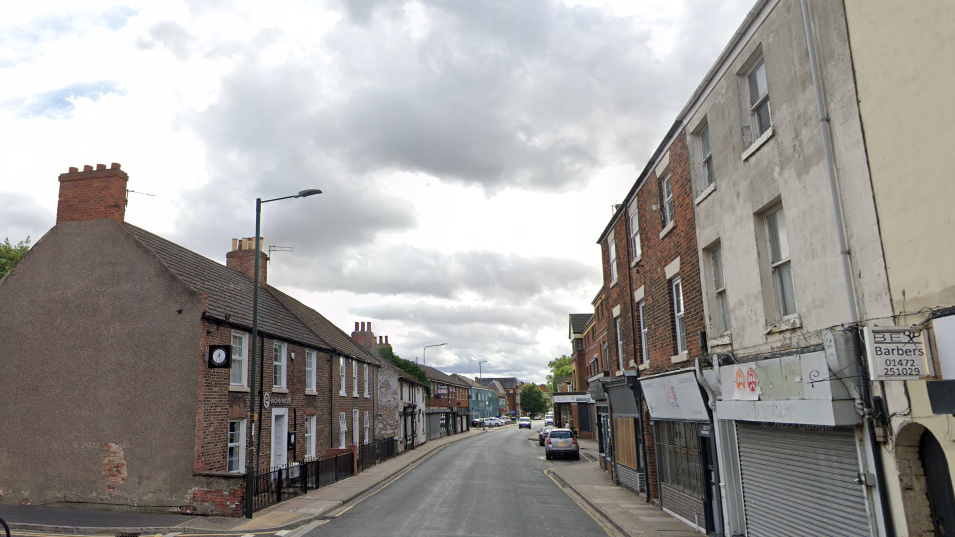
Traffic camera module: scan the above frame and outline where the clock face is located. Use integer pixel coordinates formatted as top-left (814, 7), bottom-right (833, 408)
top-left (212, 348), bottom-right (227, 365)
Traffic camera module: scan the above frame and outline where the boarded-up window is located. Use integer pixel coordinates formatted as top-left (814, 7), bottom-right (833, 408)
top-left (614, 417), bottom-right (639, 469)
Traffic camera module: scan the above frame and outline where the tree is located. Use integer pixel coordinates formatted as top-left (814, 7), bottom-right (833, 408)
top-left (545, 354), bottom-right (573, 393)
top-left (520, 383), bottom-right (548, 416)
top-left (0, 236), bottom-right (31, 280)
top-left (378, 345), bottom-right (430, 397)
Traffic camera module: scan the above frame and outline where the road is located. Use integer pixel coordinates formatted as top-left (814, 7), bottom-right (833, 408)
top-left (304, 424), bottom-right (615, 537)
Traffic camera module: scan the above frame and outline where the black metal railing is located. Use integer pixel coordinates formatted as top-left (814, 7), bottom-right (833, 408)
top-left (358, 438), bottom-right (399, 472)
top-left (251, 451), bottom-right (354, 512)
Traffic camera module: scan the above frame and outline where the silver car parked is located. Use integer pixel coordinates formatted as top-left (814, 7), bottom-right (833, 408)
top-left (544, 428), bottom-right (580, 460)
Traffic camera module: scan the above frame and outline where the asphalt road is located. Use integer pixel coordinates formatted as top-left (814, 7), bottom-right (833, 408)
top-left (305, 424), bottom-right (613, 537)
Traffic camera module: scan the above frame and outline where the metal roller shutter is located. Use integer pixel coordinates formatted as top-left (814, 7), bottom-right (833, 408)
top-left (736, 423), bottom-right (872, 537)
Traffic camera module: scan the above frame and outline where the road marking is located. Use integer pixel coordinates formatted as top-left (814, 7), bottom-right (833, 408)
top-left (331, 445), bottom-right (447, 518)
top-left (544, 469), bottom-right (615, 537)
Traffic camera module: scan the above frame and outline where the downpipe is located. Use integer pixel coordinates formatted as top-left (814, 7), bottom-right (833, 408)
top-left (800, 2), bottom-right (892, 535)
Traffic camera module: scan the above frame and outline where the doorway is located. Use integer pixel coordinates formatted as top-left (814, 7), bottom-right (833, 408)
top-left (699, 430), bottom-right (723, 535)
top-left (271, 408), bottom-right (288, 468)
top-left (921, 430), bottom-right (955, 536)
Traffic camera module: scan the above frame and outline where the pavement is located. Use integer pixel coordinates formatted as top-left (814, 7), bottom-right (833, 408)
top-left (1, 426), bottom-right (700, 537)
top-left (552, 438), bottom-right (701, 537)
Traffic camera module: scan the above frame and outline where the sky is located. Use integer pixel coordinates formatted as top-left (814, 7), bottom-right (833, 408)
top-left (0, 0), bottom-right (754, 383)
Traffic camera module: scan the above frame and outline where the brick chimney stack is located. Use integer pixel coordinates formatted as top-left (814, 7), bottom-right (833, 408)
top-left (226, 237), bottom-right (269, 285)
top-left (57, 163), bottom-right (128, 224)
top-left (351, 321), bottom-right (378, 354)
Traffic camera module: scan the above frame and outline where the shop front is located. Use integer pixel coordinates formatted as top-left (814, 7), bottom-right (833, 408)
top-left (589, 374), bottom-right (612, 471)
top-left (641, 369), bottom-right (717, 534)
top-left (553, 393), bottom-right (596, 439)
top-left (711, 345), bottom-right (880, 537)
top-left (605, 372), bottom-right (646, 494)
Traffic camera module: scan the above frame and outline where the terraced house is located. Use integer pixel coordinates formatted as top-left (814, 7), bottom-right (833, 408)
top-left (0, 163), bottom-right (381, 516)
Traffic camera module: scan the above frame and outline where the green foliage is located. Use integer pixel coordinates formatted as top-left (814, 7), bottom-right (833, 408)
top-left (0, 236), bottom-right (31, 280)
top-left (379, 345), bottom-right (430, 397)
top-left (520, 383), bottom-right (548, 416)
top-left (546, 354), bottom-right (574, 392)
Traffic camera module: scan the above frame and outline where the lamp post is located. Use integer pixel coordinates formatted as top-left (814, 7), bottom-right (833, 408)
top-left (245, 189), bottom-right (321, 519)
top-left (422, 343), bottom-right (446, 366)
top-left (477, 360), bottom-right (487, 430)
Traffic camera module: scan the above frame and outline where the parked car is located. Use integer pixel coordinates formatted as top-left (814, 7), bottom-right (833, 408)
top-left (518, 417), bottom-right (532, 429)
top-left (472, 417), bottom-right (484, 427)
top-left (486, 417), bottom-right (502, 427)
top-left (544, 428), bottom-right (580, 460)
top-left (543, 418), bottom-right (554, 427)
top-left (538, 426), bottom-right (553, 446)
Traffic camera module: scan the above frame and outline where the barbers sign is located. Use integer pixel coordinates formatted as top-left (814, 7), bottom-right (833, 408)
top-left (864, 326), bottom-right (936, 381)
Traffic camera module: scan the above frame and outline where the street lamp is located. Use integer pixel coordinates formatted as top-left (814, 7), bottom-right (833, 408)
top-left (422, 343), bottom-right (446, 367)
top-left (246, 189), bottom-right (321, 519)
top-left (477, 360), bottom-right (487, 430)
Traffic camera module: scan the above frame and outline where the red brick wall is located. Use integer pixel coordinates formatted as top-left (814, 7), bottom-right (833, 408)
top-left (225, 249), bottom-right (268, 286)
top-left (56, 164), bottom-right (128, 224)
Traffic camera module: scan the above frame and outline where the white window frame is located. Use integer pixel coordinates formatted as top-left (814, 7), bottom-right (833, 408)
top-left (615, 316), bottom-right (624, 371)
top-left (230, 331), bottom-right (248, 387)
top-left (364, 411), bottom-right (370, 444)
top-left (305, 415), bottom-right (316, 458)
top-left (639, 300), bottom-right (649, 365)
top-left (748, 58), bottom-right (772, 138)
top-left (662, 174), bottom-right (674, 225)
top-left (339, 357), bottom-right (347, 396)
top-left (273, 341), bottom-right (286, 389)
top-left (352, 408), bottom-right (359, 446)
top-left (700, 124), bottom-right (714, 188)
top-left (766, 205), bottom-right (796, 319)
top-left (227, 419), bottom-right (246, 473)
top-left (305, 350), bottom-right (317, 393)
top-left (352, 360), bottom-right (359, 397)
top-left (711, 244), bottom-right (731, 335)
top-left (629, 208), bottom-right (641, 260)
top-left (364, 364), bottom-right (370, 398)
top-left (339, 412), bottom-right (347, 448)
top-left (609, 238), bottom-right (618, 283)
top-left (672, 277), bottom-right (687, 354)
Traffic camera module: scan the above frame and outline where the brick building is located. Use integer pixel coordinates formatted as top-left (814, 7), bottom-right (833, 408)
top-left (596, 123), bottom-right (712, 529)
top-left (0, 163), bottom-right (381, 516)
top-left (420, 365), bottom-right (470, 439)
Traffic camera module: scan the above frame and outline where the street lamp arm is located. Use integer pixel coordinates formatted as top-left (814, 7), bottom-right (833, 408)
top-left (260, 189), bottom-right (322, 204)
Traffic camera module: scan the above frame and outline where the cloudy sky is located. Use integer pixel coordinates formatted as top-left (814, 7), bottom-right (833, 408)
top-left (0, 0), bottom-right (753, 382)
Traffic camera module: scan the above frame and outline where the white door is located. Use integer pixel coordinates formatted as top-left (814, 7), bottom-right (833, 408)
top-left (271, 409), bottom-right (288, 468)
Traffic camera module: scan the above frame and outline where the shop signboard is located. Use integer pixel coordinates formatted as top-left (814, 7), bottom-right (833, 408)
top-left (640, 371), bottom-right (709, 421)
top-left (864, 326), bottom-right (936, 381)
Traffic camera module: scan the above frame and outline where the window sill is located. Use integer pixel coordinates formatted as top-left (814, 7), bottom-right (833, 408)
top-left (670, 352), bottom-right (689, 364)
top-left (709, 334), bottom-right (732, 347)
top-left (695, 182), bottom-right (716, 205)
top-left (305, 390), bottom-right (318, 396)
top-left (614, 370), bottom-right (625, 377)
top-left (764, 315), bottom-right (802, 334)
top-left (631, 254), bottom-right (642, 267)
top-left (610, 278), bottom-right (618, 287)
top-left (228, 385), bottom-right (250, 393)
top-left (638, 363), bottom-right (650, 371)
top-left (741, 126), bottom-right (775, 161)
top-left (271, 387), bottom-right (289, 394)
top-left (659, 221), bottom-right (676, 240)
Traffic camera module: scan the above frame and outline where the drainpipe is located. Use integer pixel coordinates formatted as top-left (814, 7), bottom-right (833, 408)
top-left (800, 3), bottom-right (892, 535)
top-left (329, 353), bottom-right (335, 449)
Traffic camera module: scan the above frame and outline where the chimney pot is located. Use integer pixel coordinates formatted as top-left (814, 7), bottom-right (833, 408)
top-left (385, 335), bottom-right (389, 344)
top-left (226, 237), bottom-right (268, 285)
top-left (355, 322), bottom-right (360, 331)
top-left (368, 322), bottom-right (372, 332)
top-left (68, 167), bottom-right (78, 173)
top-left (96, 164), bottom-right (106, 170)
top-left (110, 163), bottom-right (121, 170)
top-left (83, 165), bottom-right (93, 171)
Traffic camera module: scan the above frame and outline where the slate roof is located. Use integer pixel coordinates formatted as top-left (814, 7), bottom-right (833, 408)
top-left (569, 313), bottom-right (593, 336)
top-left (125, 224), bottom-right (329, 350)
top-left (450, 374), bottom-right (480, 388)
top-left (478, 377), bottom-right (520, 390)
top-left (267, 286), bottom-right (380, 365)
top-left (487, 380), bottom-right (505, 396)
top-left (419, 364), bottom-right (469, 386)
